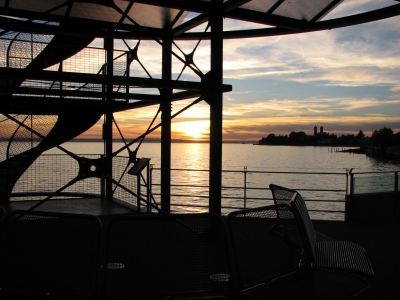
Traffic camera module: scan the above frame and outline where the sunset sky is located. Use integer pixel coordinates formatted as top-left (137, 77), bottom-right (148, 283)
top-left (81, 0), bottom-right (400, 143)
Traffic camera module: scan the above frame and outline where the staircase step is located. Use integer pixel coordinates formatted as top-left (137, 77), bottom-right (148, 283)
top-left (8, 162), bottom-right (20, 168)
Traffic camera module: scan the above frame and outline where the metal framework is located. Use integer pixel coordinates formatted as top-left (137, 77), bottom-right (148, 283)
top-left (0, 0), bottom-right (399, 214)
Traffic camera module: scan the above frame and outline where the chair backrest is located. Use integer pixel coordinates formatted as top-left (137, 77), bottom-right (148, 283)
top-left (270, 184), bottom-right (317, 262)
top-left (269, 184), bottom-right (296, 205)
top-left (0, 210), bottom-right (102, 299)
top-left (227, 204), bottom-right (306, 291)
top-left (290, 192), bottom-right (317, 261)
top-left (103, 213), bottom-right (236, 300)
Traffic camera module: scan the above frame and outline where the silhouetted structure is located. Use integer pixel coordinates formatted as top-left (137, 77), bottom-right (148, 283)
top-left (1, 1), bottom-right (399, 214)
top-left (0, 3), bottom-right (400, 299)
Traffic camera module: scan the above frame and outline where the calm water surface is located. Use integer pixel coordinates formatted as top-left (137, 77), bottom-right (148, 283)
top-left (44, 142), bottom-right (400, 219)
top-left (47, 141), bottom-right (399, 172)
top-left (0, 137), bottom-right (396, 218)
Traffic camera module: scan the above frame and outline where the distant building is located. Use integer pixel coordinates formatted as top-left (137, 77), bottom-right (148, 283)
top-left (314, 126), bottom-right (324, 136)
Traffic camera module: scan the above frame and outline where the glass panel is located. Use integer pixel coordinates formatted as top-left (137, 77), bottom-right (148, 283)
top-left (2, 0), bottom-right (188, 29)
top-left (354, 174), bottom-right (394, 194)
top-left (240, 0), bottom-right (278, 13)
top-left (70, 3), bottom-right (122, 23)
top-left (273, 0), bottom-right (335, 21)
top-left (125, 3), bottom-right (189, 29)
top-left (8, 0), bottom-right (67, 13)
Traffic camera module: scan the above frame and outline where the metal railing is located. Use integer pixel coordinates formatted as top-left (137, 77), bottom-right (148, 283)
top-left (9, 154), bottom-right (142, 204)
top-left (8, 154), bottom-right (399, 220)
top-left (150, 166), bottom-right (349, 220)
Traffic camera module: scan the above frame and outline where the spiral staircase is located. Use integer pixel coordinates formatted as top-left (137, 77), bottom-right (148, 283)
top-left (0, 22), bottom-right (99, 202)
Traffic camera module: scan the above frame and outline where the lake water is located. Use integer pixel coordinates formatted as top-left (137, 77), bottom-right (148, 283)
top-left (44, 142), bottom-right (399, 219)
top-left (47, 141), bottom-right (399, 172)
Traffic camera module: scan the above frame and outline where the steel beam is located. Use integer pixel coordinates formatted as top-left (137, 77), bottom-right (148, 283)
top-left (0, 67), bottom-right (232, 92)
top-left (208, 0), bottom-right (224, 215)
top-left (104, 35), bottom-right (113, 201)
top-left (161, 31), bottom-right (172, 213)
top-left (1, 3), bottom-right (399, 40)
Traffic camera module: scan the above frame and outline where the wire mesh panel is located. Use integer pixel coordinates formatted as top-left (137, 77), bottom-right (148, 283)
top-left (113, 51), bottom-right (127, 77)
top-left (12, 154), bottom-right (101, 201)
top-left (103, 213), bottom-right (235, 299)
top-left (112, 156), bottom-right (138, 207)
top-left (2, 32), bottom-right (53, 69)
top-left (0, 117), bottom-right (20, 161)
top-left (0, 38), bottom-right (11, 68)
top-left (62, 47), bottom-right (106, 74)
top-left (0, 115), bottom-right (58, 160)
top-left (8, 153), bottom-right (145, 204)
top-left (0, 210), bottom-right (102, 299)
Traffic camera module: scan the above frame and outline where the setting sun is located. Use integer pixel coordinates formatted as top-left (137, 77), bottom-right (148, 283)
top-left (173, 120), bottom-right (209, 140)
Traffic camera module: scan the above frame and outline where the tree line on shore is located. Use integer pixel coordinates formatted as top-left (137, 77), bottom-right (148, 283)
top-left (258, 127), bottom-right (400, 147)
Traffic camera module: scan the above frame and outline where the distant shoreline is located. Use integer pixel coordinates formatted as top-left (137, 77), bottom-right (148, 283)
top-left (69, 138), bottom-right (253, 144)
top-left (68, 139), bottom-right (365, 147)
top-left (254, 143), bottom-right (362, 148)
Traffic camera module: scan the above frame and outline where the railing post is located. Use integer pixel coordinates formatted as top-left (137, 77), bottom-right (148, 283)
top-left (243, 166), bottom-right (247, 209)
top-left (100, 154), bottom-right (105, 198)
top-left (149, 164), bottom-right (153, 213)
top-left (136, 173), bottom-right (141, 214)
top-left (146, 163), bottom-right (151, 213)
top-left (348, 168), bottom-right (354, 195)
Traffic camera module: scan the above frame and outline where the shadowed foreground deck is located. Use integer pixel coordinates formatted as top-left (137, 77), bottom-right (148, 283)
top-left (313, 220), bottom-right (400, 300)
top-left (1, 199), bottom-right (399, 299)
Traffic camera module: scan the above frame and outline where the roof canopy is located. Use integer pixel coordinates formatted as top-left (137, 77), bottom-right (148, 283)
top-left (1, 0), bottom-right (399, 114)
top-left (1, 0), bottom-right (400, 40)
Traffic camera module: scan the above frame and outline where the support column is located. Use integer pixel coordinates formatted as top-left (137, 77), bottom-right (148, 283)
top-left (209, 0), bottom-right (224, 215)
top-left (104, 36), bottom-right (113, 200)
top-left (161, 31), bottom-right (172, 213)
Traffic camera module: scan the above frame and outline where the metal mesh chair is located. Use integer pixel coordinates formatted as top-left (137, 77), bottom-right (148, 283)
top-left (227, 204), bottom-right (305, 290)
top-left (269, 184), bottom-right (296, 206)
top-left (102, 213), bottom-right (237, 300)
top-left (227, 204), bottom-right (370, 300)
top-left (0, 210), bottom-right (102, 299)
top-left (270, 184), bottom-right (374, 276)
top-left (291, 192), bottom-right (374, 276)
